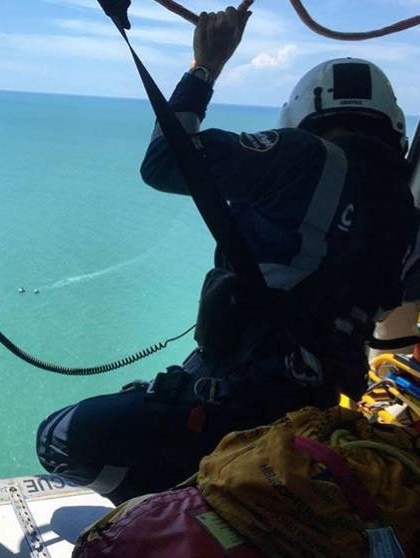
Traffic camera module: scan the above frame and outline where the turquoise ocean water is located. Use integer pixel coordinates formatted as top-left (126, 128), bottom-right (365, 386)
top-left (0, 90), bottom-right (418, 479)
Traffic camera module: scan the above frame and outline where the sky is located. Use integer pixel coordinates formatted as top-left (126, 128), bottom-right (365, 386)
top-left (0, 0), bottom-right (419, 112)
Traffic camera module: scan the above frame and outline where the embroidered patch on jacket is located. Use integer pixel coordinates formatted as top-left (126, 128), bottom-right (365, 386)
top-left (239, 130), bottom-right (279, 152)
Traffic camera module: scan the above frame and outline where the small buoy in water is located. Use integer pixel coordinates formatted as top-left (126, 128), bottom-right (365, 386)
top-left (33, 289), bottom-right (40, 294)
top-left (18, 287), bottom-right (26, 294)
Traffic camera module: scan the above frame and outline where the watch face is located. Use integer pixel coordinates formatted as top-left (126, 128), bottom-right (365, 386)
top-left (194, 68), bottom-right (206, 80)
top-left (191, 67), bottom-right (212, 83)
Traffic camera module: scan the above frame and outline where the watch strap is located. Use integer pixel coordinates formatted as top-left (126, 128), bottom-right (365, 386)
top-left (188, 66), bottom-right (215, 86)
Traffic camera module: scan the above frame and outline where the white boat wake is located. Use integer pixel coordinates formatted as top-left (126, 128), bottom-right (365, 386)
top-left (41, 255), bottom-right (144, 290)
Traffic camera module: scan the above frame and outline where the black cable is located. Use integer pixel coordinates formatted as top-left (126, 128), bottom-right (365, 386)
top-left (0, 324), bottom-right (195, 376)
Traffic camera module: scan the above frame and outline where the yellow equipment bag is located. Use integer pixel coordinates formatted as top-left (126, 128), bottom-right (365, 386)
top-left (197, 406), bottom-right (420, 558)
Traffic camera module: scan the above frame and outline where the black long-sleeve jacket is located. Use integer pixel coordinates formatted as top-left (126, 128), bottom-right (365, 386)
top-left (141, 73), bottom-right (416, 384)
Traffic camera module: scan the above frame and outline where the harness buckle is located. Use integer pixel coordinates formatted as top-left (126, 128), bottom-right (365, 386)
top-left (284, 346), bottom-right (324, 387)
top-left (120, 380), bottom-right (150, 392)
top-left (193, 377), bottom-right (230, 405)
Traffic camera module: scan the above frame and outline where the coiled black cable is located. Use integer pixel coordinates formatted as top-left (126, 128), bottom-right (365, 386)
top-left (0, 324), bottom-right (195, 376)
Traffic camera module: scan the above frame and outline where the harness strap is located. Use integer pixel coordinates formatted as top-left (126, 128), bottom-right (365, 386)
top-left (368, 335), bottom-right (420, 350)
top-left (97, 0), bottom-right (268, 301)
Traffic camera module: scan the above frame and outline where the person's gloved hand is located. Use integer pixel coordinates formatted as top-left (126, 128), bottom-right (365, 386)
top-left (192, 5), bottom-right (252, 79)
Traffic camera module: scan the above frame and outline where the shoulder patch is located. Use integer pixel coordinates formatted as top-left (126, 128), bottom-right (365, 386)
top-left (239, 130), bottom-right (279, 152)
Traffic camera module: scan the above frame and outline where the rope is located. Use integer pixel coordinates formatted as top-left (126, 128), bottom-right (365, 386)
top-left (151, 0), bottom-right (420, 40)
top-left (289, 0), bottom-right (420, 40)
top-left (151, 0), bottom-right (254, 24)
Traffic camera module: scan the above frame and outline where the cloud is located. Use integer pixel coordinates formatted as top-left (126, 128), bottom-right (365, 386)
top-left (219, 36), bottom-right (420, 111)
top-left (302, 39), bottom-right (420, 63)
top-left (0, 30), bottom-right (123, 60)
top-left (42, 0), bottom-right (292, 32)
top-left (392, 0), bottom-right (420, 6)
top-left (43, 0), bottom-right (193, 24)
top-left (52, 18), bottom-right (118, 37)
top-left (43, 0), bottom-right (97, 8)
top-left (243, 37), bottom-right (420, 67)
top-left (0, 30), bottom-right (171, 65)
top-left (52, 18), bottom-right (193, 46)
top-left (7, 0), bottom-right (420, 112)
top-left (244, 7), bottom-right (291, 37)
top-left (250, 45), bottom-right (298, 68)
top-left (222, 44), bottom-right (297, 90)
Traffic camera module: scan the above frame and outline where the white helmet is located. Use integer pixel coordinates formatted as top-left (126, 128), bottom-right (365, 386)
top-left (279, 58), bottom-right (407, 150)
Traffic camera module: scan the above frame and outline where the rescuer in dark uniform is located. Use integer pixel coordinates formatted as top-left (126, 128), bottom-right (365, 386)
top-left (36, 6), bottom-right (416, 504)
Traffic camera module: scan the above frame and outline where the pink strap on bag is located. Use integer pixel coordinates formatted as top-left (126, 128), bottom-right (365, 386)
top-left (294, 435), bottom-right (378, 521)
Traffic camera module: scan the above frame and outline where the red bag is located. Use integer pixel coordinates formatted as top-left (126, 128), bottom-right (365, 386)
top-left (72, 486), bottom-right (266, 558)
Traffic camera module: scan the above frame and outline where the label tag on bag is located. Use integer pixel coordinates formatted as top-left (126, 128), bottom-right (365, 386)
top-left (195, 511), bottom-right (246, 550)
top-left (366, 527), bottom-right (405, 557)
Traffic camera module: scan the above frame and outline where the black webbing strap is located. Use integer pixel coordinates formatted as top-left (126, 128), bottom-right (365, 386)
top-left (369, 335), bottom-right (420, 350)
top-left (97, 0), bottom-right (268, 299)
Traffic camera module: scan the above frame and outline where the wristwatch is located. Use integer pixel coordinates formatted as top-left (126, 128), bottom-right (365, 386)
top-left (188, 66), bottom-right (215, 86)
